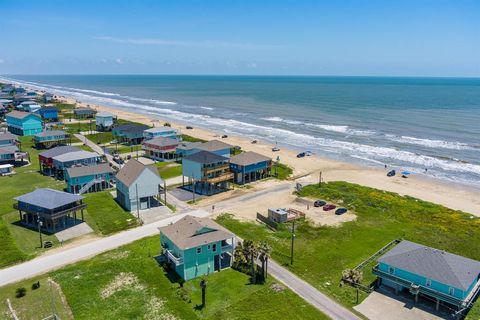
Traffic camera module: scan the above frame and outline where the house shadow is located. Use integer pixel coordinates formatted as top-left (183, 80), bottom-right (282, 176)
top-left (153, 254), bottom-right (184, 285)
top-left (12, 217), bottom-right (85, 235)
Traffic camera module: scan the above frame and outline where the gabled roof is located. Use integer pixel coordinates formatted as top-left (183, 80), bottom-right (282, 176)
top-left (116, 159), bottom-right (162, 187)
top-left (114, 123), bottom-right (149, 134)
top-left (52, 150), bottom-right (98, 162)
top-left (159, 215), bottom-right (234, 250)
top-left (66, 163), bottom-right (114, 178)
top-left (198, 139), bottom-right (232, 152)
top-left (96, 112), bottom-right (114, 117)
top-left (15, 188), bottom-right (83, 209)
top-left (143, 137), bottom-right (180, 148)
top-left (378, 240), bottom-right (480, 291)
top-left (230, 151), bottom-right (271, 166)
top-left (73, 107), bottom-right (96, 114)
top-left (177, 141), bottom-right (202, 150)
top-left (20, 100), bottom-right (37, 105)
top-left (183, 150), bottom-right (228, 164)
top-left (40, 106), bottom-right (58, 112)
top-left (6, 110), bottom-right (41, 120)
top-left (0, 145), bottom-right (18, 155)
top-left (144, 126), bottom-right (177, 133)
top-left (34, 130), bottom-right (67, 138)
top-left (39, 146), bottom-right (80, 159)
top-left (0, 132), bottom-right (18, 141)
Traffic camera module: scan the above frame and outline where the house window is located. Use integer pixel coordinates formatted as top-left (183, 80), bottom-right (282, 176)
top-left (196, 247), bottom-right (202, 254)
top-left (388, 267), bottom-right (395, 274)
top-left (212, 244), bottom-right (217, 252)
top-left (426, 279), bottom-right (431, 287)
top-left (448, 287), bottom-right (454, 296)
top-left (207, 245), bottom-right (211, 250)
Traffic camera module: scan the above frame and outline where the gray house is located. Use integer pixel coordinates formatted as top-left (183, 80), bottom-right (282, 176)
top-left (115, 159), bottom-right (163, 212)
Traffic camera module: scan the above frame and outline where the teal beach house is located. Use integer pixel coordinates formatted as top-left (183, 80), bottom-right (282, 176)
top-left (65, 163), bottom-right (115, 194)
top-left (373, 240), bottom-right (480, 313)
top-left (159, 215), bottom-right (235, 281)
top-left (6, 111), bottom-right (43, 136)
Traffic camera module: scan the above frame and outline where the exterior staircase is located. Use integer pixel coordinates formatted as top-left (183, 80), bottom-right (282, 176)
top-left (78, 179), bottom-right (103, 195)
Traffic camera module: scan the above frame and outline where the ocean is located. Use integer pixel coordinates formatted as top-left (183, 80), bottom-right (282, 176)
top-left (3, 75), bottom-right (480, 188)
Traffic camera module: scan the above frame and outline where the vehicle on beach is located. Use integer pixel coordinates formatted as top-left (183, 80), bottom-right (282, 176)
top-left (335, 208), bottom-right (348, 215)
top-left (314, 200), bottom-right (326, 207)
top-left (387, 170), bottom-right (396, 177)
top-left (297, 152), bottom-right (306, 158)
top-left (221, 135), bottom-right (228, 138)
top-left (272, 146), bottom-right (280, 152)
top-left (251, 140), bottom-right (257, 144)
top-left (306, 151), bottom-right (313, 156)
top-left (186, 126), bottom-right (193, 129)
top-left (323, 204), bottom-right (336, 211)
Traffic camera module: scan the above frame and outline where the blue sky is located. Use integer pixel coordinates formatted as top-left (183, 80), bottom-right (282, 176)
top-left (0, 0), bottom-right (478, 76)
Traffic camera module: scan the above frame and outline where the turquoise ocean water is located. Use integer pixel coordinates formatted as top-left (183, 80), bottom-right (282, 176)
top-left (3, 75), bottom-right (480, 188)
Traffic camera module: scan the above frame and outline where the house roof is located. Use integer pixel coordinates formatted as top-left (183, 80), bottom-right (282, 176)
top-left (14, 188), bottom-right (83, 209)
top-left (144, 137), bottom-right (180, 148)
top-left (114, 123), bottom-right (149, 134)
top-left (20, 100), bottom-right (37, 105)
top-left (183, 150), bottom-right (228, 164)
top-left (378, 240), bottom-right (480, 291)
top-left (177, 141), bottom-right (202, 150)
top-left (6, 110), bottom-right (41, 119)
top-left (73, 108), bottom-right (96, 114)
top-left (116, 158), bottom-right (161, 187)
top-left (66, 163), bottom-right (114, 178)
top-left (96, 112), bottom-right (113, 117)
top-left (159, 215), bottom-right (234, 250)
top-left (144, 126), bottom-right (176, 133)
top-left (198, 140), bottom-right (232, 152)
top-left (40, 106), bottom-right (58, 112)
top-left (52, 150), bottom-right (98, 162)
top-left (34, 130), bottom-right (67, 138)
top-left (39, 146), bottom-right (80, 159)
top-left (0, 132), bottom-right (18, 141)
top-left (230, 151), bottom-right (271, 166)
top-left (0, 145), bottom-right (18, 155)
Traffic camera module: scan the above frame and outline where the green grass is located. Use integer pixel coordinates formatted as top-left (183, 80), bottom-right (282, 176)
top-left (86, 131), bottom-right (113, 144)
top-left (271, 162), bottom-right (293, 180)
top-left (156, 162), bottom-right (183, 179)
top-left (0, 276), bottom-right (73, 320)
top-left (107, 144), bottom-right (142, 155)
top-left (181, 134), bottom-right (207, 143)
top-left (82, 191), bottom-right (140, 235)
top-left (0, 235), bottom-right (328, 319)
top-left (215, 181), bottom-right (480, 319)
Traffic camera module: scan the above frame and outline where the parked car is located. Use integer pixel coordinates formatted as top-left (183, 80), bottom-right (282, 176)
top-left (314, 200), bottom-right (327, 207)
top-left (335, 208), bottom-right (348, 215)
top-left (221, 135), bottom-right (228, 138)
top-left (251, 140), bottom-right (257, 144)
top-left (186, 126), bottom-right (193, 129)
top-left (297, 152), bottom-right (306, 158)
top-left (272, 146), bottom-right (280, 152)
top-left (323, 204), bottom-right (336, 211)
top-left (387, 170), bottom-right (396, 177)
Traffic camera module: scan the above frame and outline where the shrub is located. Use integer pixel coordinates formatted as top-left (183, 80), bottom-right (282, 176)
top-left (32, 281), bottom-right (41, 290)
top-left (15, 287), bottom-right (27, 298)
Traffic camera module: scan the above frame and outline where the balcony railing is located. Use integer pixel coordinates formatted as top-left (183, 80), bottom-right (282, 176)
top-left (202, 164), bottom-right (230, 174)
top-left (165, 249), bottom-right (183, 266)
top-left (221, 244), bottom-right (233, 252)
top-left (202, 172), bottom-right (234, 183)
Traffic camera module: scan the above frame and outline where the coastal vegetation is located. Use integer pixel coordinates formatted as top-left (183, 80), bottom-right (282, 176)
top-left (215, 181), bottom-right (480, 318)
top-left (0, 236), bottom-right (328, 319)
top-left (156, 161), bottom-right (183, 179)
top-left (271, 162), bottom-right (292, 180)
top-left (181, 134), bottom-right (207, 143)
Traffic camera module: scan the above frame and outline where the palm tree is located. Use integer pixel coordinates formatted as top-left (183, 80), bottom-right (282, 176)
top-left (243, 240), bottom-right (259, 284)
top-left (258, 241), bottom-right (272, 280)
top-left (342, 268), bottom-right (363, 303)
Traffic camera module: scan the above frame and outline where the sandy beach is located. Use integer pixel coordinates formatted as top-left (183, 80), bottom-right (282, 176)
top-left (52, 96), bottom-right (479, 218)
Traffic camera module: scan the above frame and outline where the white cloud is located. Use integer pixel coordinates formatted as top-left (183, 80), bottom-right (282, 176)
top-left (93, 36), bottom-right (281, 50)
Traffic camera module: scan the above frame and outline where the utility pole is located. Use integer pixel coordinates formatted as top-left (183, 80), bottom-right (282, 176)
top-left (37, 216), bottom-right (43, 248)
top-left (319, 171), bottom-right (322, 187)
top-left (135, 184), bottom-right (140, 219)
top-left (164, 180), bottom-right (167, 206)
top-left (290, 218), bottom-right (295, 265)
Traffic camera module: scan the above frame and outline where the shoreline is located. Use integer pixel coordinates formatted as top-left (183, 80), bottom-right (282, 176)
top-left (56, 95), bottom-right (480, 216)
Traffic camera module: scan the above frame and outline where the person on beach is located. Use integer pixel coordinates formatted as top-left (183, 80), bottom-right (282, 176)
top-left (384, 164), bottom-right (387, 170)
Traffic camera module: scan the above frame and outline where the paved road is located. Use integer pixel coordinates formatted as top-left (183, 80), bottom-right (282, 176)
top-left (0, 210), bottom-right (210, 287)
top-left (268, 259), bottom-right (361, 320)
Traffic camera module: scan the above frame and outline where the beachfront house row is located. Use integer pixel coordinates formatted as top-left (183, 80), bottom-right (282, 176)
top-left (159, 215), bottom-right (236, 281)
top-left (38, 106), bottom-right (59, 121)
top-left (373, 240), bottom-right (480, 312)
top-left (112, 123), bottom-right (150, 145)
top-left (52, 150), bottom-right (100, 179)
top-left (115, 159), bottom-right (163, 212)
top-left (33, 130), bottom-right (69, 149)
top-left (6, 111), bottom-right (43, 136)
top-left (143, 126), bottom-right (179, 140)
top-left (229, 151), bottom-right (272, 184)
top-left (176, 141), bottom-right (203, 158)
top-left (14, 188), bottom-right (87, 233)
top-left (43, 93), bottom-right (54, 103)
top-left (95, 112), bottom-right (116, 131)
top-left (182, 150), bottom-right (233, 195)
top-left (142, 137), bottom-right (180, 161)
top-left (176, 140), bottom-right (232, 159)
top-left (0, 132), bottom-right (18, 147)
top-left (0, 145), bottom-right (18, 163)
top-left (73, 107), bottom-right (96, 119)
top-left (39, 145), bottom-right (80, 175)
top-left (13, 94), bottom-right (32, 105)
top-left (17, 101), bottom-right (42, 113)
top-left (65, 163), bottom-right (115, 194)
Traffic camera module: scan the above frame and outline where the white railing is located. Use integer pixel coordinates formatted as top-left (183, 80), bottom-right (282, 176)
top-left (78, 179), bottom-right (103, 195)
top-left (166, 249), bottom-right (183, 265)
top-left (221, 244), bottom-right (233, 251)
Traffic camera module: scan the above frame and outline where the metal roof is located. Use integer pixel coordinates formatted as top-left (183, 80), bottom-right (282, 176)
top-left (230, 151), bottom-right (271, 166)
top-left (114, 123), bottom-right (149, 134)
top-left (378, 240), bottom-right (480, 291)
top-left (159, 215), bottom-right (234, 250)
top-left (143, 137), bottom-right (180, 148)
top-left (52, 150), bottom-right (98, 162)
top-left (66, 163), bottom-right (114, 178)
top-left (39, 146), bottom-right (80, 159)
top-left (183, 150), bottom-right (228, 164)
top-left (14, 188), bottom-right (84, 209)
top-left (144, 126), bottom-right (176, 133)
top-left (116, 158), bottom-right (162, 187)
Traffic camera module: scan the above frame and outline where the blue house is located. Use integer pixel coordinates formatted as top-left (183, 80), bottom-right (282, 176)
top-left (0, 145), bottom-right (18, 163)
top-left (176, 140), bottom-right (232, 159)
top-left (14, 188), bottom-right (87, 233)
top-left (112, 123), bottom-right (150, 145)
top-left (0, 132), bottom-right (18, 147)
top-left (39, 106), bottom-right (59, 121)
top-left (18, 101), bottom-right (42, 113)
top-left (373, 240), bottom-right (480, 312)
top-left (95, 112), bottom-right (115, 131)
top-left (33, 130), bottom-right (69, 149)
top-left (52, 150), bottom-right (100, 179)
top-left (65, 163), bottom-right (115, 194)
top-left (115, 159), bottom-right (163, 212)
top-left (229, 151), bottom-right (272, 184)
top-left (43, 93), bottom-right (54, 103)
top-left (6, 111), bottom-right (43, 136)
top-left (182, 151), bottom-right (233, 195)
top-left (159, 215), bottom-right (235, 281)
top-left (73, 107), bottom-right (96, 119)
top-left (143, 126), bottom-right (179, 140)
top-left (176, 141), bottom-right (203, 158)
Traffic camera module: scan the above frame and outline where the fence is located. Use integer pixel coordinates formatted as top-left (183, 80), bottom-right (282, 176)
top-left (256, 212), bottom-right (278, 230)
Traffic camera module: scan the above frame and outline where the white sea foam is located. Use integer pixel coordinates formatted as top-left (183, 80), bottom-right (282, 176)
top-left (385, 135), bottom-right (475, 150)
top-left (200, 106), bottom-right (214, 110)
